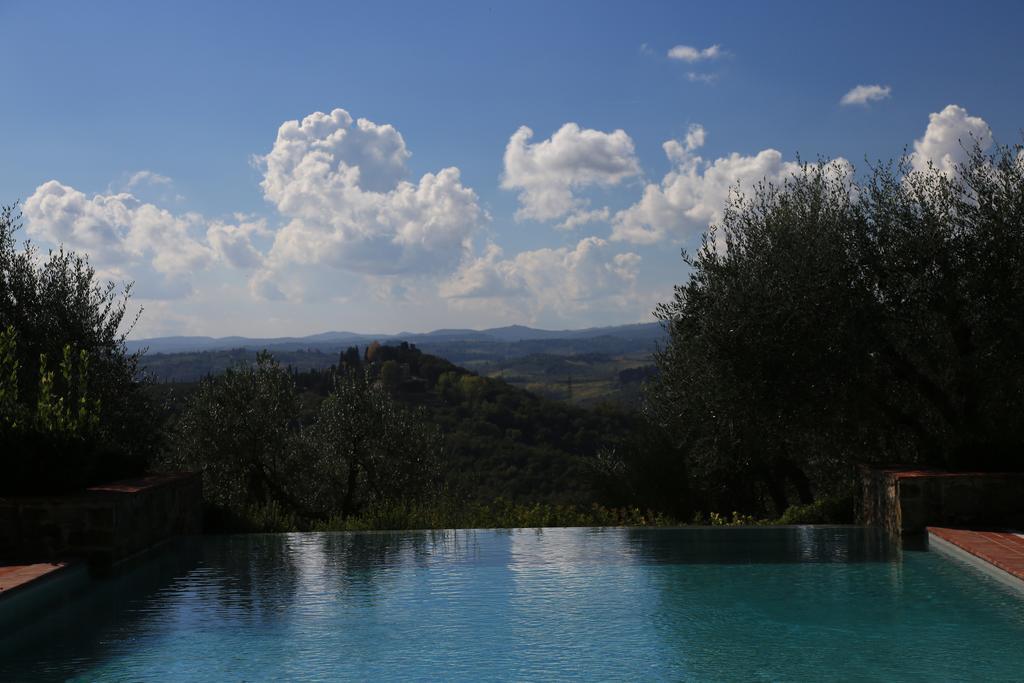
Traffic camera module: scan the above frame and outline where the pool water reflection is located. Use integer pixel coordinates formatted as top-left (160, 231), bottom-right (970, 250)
top-left (2, 527), bottom-right (1023, 681)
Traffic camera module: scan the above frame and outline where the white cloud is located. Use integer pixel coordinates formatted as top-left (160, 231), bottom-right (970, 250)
top-left (611, 127), bottom-right (804, 244)
top-left (124, 170), bottom-right (172, 190)
top-left (840, 84), bottom-right (892, 106)
top-left (261, 108), bottom-right (410, 199)
top-left (24, 108), bottom-right (486, 309)
top-left (23, 183), bottom-right (270, 300)
top-left (23, 108), bottom-right (664, 327)
top-left (254, 108), bottom-right (484, 289)
top-left (663, 124), bottom-right (706, 164)
top-left (911, 104), bottom-right (991, 176)
top-left (667, 44), bottom-right (722, 62)
top-left (441, 237), bottom-right (643, 321)
top-left (19, 102), bottom-right (1004, 335)
top-left (501, 123), bottom-right (640, 222)
top-left (610, 106), bottom-right (987, 246)
top-left (207, 215), bottom-right (269, 270)
top-left (24, 180), bottom-right (214, 279)
top-left (556, 207), bottom-right (610, 231)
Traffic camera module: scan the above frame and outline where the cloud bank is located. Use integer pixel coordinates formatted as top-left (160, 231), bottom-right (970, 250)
top-left (441, 237), bottom-right (643, 322)
top-left (20, 103), bottom-right (996, 332)
top-left (609, 124), bottom-right (803, 244)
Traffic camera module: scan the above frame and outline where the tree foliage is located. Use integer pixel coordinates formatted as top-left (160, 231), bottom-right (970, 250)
top-left (169, 352), bottom-right (304, 514)
top-left (169, 353), bottom-right (445, 526)
top-left (306, 368), bottom-right (444, 521)
top-left (647, 144), bottom-right (1024, 514)
top-left (0, 204), bottom-right (156, 493)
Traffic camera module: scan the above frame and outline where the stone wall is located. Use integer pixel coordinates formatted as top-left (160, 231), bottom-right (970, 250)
top-left (858, 466), bottom-right (1024, 535)
top-left (0, 473), bottom-right (201, 570)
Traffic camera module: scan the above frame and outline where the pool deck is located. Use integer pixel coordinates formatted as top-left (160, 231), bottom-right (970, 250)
top-left (928, 526), bottom-right (1024, 590)
top-left (0, 560), bottom-right (90, 631)
top-left (0, 561), bottom-right (75, 598)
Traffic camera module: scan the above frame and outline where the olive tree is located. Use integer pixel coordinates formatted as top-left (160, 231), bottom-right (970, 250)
top-left (648, 142), bottom-right (1024, 515)
top-left (305, 369), bottom-right (444, 520)
top-left (171, 355), bottom-right (444, 525)
top-left (0, 203), bottom-right (157, 492)
top-left (170, 352), bottom-right (306, 516)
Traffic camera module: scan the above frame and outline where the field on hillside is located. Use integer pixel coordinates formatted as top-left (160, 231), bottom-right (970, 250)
top-left (461, 352), bottom-right (655, 407)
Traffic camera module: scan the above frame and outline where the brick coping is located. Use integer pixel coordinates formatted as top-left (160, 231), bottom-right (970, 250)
top-left (0, 561), bottom-right (76, 599)
top-left (928, 526), bottom-right (1024, 589)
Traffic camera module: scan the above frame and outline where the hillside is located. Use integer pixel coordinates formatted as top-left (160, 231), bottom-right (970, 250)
top-left (127, 322), bottom-right (664, 354)
top-left (137, 330), bottom-right (661, 406)
top-left (149, 342), bottom-right (652, 505)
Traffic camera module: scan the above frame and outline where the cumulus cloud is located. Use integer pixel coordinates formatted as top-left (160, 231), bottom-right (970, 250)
top-left (261, 108), bottom-right (410, 198)
top-left (24, 180), bottom-right (213, 277)
top-left (124, 170), bottom-right (172, 190)
top-left (911, 104), bottom-right (991, 176)
top-left (441, 237), bottom-right (643, 321)
top-left (667, 44), bottom-right (721, 62)
top-left (22, 181), bottom-right (274, 299)
top-left (18, 102), bottom-right (1004, 332)
top-left (840, 84), bottom-right (892, 106)
top-left (610, 106), bottom-right (988, 246)
top-left (501, 123), bottom-right (640, 222)
top-left (207, 215), bottom-right (269, 270)
top-left (663, 124), bottom-right (706, 164)
top-left (254, 108), bottom-right (484, 290)
top-left (24, 108), bottom-right (485, 306)
top-left (556, 207), bottom-right (611, 231)
top-left (611, 127), bottom-right (805, 244)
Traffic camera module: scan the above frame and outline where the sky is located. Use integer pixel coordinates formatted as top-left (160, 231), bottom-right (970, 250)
top-left (2, 0), bottom-right (1022, 338)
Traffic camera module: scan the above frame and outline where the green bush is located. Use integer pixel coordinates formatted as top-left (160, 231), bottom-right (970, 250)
top-left (0, 326), bottom-right (114, 494)
top-left (0, 204), bottom-right (156, 494)
top-left (776, 495), bottom-right (854, 525)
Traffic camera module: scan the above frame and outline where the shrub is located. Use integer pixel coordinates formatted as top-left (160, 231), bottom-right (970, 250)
top-left (0, 204), bottom-right (156, 494)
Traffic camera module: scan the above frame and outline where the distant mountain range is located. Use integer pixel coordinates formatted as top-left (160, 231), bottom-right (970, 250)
top-left (126, 322), bottom-right (665, 355)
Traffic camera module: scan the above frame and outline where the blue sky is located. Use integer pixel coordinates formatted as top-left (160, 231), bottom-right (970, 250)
top-left (2, 0), bottom-right (1022, 337)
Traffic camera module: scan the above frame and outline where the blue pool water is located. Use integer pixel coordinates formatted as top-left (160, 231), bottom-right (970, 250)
top-left (2, 527), bottom-right (1024, 681)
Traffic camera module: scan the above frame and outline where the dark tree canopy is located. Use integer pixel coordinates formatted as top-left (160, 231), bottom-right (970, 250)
top-left (169, 353), bottom-right (445, 527)
top-left (0, 204), bottom-right (156, 493)
top-left (647, 144), bottom-right (1024, 514)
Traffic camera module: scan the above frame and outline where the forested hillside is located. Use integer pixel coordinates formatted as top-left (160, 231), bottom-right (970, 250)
top-left (138, 341), bottom-right (657, 407)
top-left (151, 341), bottom-right (649, 507)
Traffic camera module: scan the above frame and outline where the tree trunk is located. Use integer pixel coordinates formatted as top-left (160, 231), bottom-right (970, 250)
top-left (765, 474), bottom-right (789, 516)
top-left (341, 461), bottom-right (359, 520)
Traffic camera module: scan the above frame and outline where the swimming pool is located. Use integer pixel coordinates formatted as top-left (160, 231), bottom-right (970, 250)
top-left (2, 527), bottom-right (1023, 681)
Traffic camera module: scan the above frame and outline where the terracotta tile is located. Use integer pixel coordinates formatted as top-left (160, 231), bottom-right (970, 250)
top-left (930, 526), bottom-right (1024, 581)
top-left (0, 562), bottom-right (68, 594)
